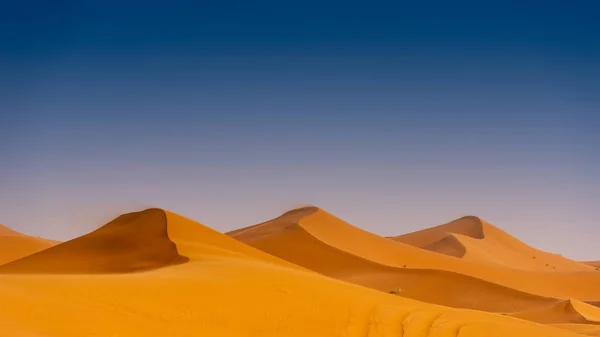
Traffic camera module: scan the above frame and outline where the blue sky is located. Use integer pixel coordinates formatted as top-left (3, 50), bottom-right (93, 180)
top-left (1, 1), bottom-right (599, 259)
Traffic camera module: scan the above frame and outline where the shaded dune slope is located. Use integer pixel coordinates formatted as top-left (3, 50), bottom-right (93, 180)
top-left (0, 209), bottom-right (188, 274)
top-left (0, 208), bottom-right (586, 337)
top-left (229, 207), bottom-right (600, 301)
top-left (392, 216), bottom-right (594, 272)
top-left (393, 216), bottom-right (485, 247)
top-left (0, 224), bottom-right (59, 265)
top-left (422, 234), bottom-right (467, 258)
top-left (511, 299), bottom-right (600, 325)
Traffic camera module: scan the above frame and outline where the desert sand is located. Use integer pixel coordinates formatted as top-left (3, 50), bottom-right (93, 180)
top-left (0, 223), bottom-right (58, 265)
top-left (0, 208), bottom-right (590, 336)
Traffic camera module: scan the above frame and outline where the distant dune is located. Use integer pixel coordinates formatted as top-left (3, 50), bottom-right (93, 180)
top-left (0, 208), bottom-right (584, 337)
top-left (583, 261), bottom-right (600, 268)
top-left (229, 207), bottom-right (600, 303)
top-left (391, 216), bottom-right (595, 272)
top-left (0, 223), bottom-right (59, 265)
top-left (228, 207), bottom-right (557, 312)
top-left (510, 299), bottom-right (600, 325)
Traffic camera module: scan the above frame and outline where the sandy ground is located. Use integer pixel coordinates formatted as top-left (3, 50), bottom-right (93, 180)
top-left (0, 208), bottom-right (595, 336)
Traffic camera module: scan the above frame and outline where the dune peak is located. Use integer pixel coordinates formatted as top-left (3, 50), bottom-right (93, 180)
top-left (511, 298), bottom-right (600, 325)
top-left (226, 205), bottom-right (319, 241)
top-left (0, 208), bottom-right (189, 274)
top-left (391, 215), bottom-right (487, 252)
top-left (0, 223), bottom-right (23, 237)
top-left (444, 215), bottom-right (487, 239)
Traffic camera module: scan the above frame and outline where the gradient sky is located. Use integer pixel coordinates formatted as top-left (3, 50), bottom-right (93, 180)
top-left (1, 1), bottom-right (599, 260)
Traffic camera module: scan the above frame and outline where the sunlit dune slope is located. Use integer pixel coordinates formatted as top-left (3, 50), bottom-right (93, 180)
top-left (510, 299), bottom-right (600, 325)
top-left (0, 208), bottom-right (584, 337)
top-left (391, 216), bottom-right (594, 272)
top-left (229, 207), bottom-right (600, 301)
top-left (228, 207), bottom-right (556, 312)
top-left (0, 223), bottom-right (59, 265)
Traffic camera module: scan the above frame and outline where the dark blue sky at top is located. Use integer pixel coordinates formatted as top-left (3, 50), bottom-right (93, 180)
top-left (0, 0), bottom-right (599, 258)
top-left (2, 1), bottom-right (600, 58)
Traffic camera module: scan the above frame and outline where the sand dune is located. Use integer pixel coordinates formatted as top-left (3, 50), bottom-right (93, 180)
top-left (391, 216), bottom-right (594, 272)
top-left (0, 223), bottom-right (59, 265)
top-left (0, 209), bottom-right (188, 273)
top-left (510, 299), bottom-right (600, 325)
top-left (229, 207), bottom-right (557, 312)
top-left (229, 207), bottom-right (600, 303)
top-left (0, 208), bottom-right (584, 337)
top-left (583, 261), bottom-right (600, 268)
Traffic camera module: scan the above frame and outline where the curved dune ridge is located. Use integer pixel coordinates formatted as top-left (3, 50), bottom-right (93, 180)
top-left (0, 208), bottom-right (586, 337)
top-left (0, 209), bottom-right (188, 273)
top-left (229, 206), bottom-right (600, 302)
top-left (0, 223), bottom-right (59, 265)
top-left (510, 299), bottom-right (600, 325)
top-left (421, 234), bottom-right (467, 258)
top-left (391, 216), bottom-right (595, 272)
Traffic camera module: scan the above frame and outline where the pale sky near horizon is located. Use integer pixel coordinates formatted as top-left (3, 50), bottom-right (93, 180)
top-left (1, 1), bottom-right (599, 260)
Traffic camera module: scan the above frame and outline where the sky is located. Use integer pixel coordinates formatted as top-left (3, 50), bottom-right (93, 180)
top-left (1, 1), bottom-right (599, 260)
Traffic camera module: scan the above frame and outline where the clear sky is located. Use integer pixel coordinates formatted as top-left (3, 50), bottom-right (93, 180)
top-left (1, 1), bottom-right (599, 260)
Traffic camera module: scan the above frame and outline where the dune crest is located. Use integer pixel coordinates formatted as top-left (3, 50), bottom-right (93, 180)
top-left (0, 209), bottom-right (188, 274)
top-left (391, 215), bottom-right (595, 272)
top-left (0, 223), bottom-right (59, 266)
top-left (394, 216), bottom-right (486, 247)
top-left (511, 299), bottom-right (600, 325)
top-left (422, 234), bottom-right (467, 258)
top-left (0, 223), bottom-right (23, 237)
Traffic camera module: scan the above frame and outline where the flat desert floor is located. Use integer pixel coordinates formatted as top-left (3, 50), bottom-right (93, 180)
top-left (1, 207), bottom-right (599, 336)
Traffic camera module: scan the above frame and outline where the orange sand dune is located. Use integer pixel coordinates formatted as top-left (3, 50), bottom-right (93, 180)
top-left (391, 216), bottom-right (594, 272)
top-left (0, 208), bottom-right (584, 337)
top-left (229, 207), bottom-right (600, 302)
top-left (510, 299), bottom-right (600, 325)
top-left (0, 223), bottom-right (59, 265)
top-left (0, 209), bottom-right (188, 273)
top-left (229, 207), bottom-right (557, 312)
